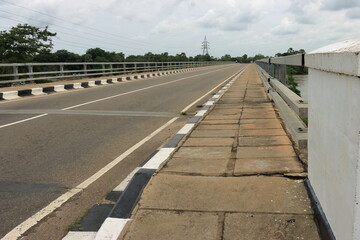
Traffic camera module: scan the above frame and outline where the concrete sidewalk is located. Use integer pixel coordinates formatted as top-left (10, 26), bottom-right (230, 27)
top-left (118, 65), bottom-right (321, 240)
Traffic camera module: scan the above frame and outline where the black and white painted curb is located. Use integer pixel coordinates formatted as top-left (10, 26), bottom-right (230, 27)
top-left (0, 69), bottom-right (194, 101)
top-left (62, 69), bottom-right (245, 240)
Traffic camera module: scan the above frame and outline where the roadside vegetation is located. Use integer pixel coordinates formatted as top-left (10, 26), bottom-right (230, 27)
top-left (275, 48), bottom-right (307, 97)
top-left (1, 24), bottom-right (270, 64)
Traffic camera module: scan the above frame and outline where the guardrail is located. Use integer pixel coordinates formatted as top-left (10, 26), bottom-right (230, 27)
top-left (0, 61), bottom-right (225, 85)
top-left (257, 39), bottom-right (360, 240)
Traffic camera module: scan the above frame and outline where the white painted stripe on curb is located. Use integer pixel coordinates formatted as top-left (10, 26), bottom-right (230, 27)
top-left (213, 94), bottom-right (220, 99)
top-left (94, 218), bottom-right (130, 240)
top-left (195, 109), bottom-right (207, 116)
top-left (2, 91), bottom-right (19, 100)
top-left (113, 167), bottom-right (141, 192)
top-left (101, 79), bottom-right (108, 84)
top-left (73, 83), bottom-right (82, 89)
top-left (54, 85), bottom-right (66, 92)
top-left (88, 81), bottom-right (96, 86)
top-left (31, 88), bottom-right (45, 95)
top-left (2, 117), bottom-right (178, 240)
top-left (205, 101), bottom-right (215, 106)
top-left (62, 231), bottom-right (97, 240)
top-left (177, 123), bottom-right (195, 135)
top-left (142, 147), bottom-right (176, 170)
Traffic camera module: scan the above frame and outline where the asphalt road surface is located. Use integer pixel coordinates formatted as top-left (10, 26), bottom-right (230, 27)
top-left (0, 64), bottom-right (246, 239)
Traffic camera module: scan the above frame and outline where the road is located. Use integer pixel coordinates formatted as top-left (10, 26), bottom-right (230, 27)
top-left (0, 64), bottom-right (245, 239)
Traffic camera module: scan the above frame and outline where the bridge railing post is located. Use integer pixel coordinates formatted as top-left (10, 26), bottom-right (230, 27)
top-left (305, 40), bottom-right (360, 240)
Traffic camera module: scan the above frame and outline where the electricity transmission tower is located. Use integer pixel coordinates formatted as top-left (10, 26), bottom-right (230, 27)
top-left (202, 36), bottom-right (210, 56)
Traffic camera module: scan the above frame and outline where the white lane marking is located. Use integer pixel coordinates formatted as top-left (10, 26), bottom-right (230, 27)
top-left (177, 123), bottom-right (195, 135)
top-left (142, 147), bottom-right (176, 170)
top-left (113, 167), bottom-right (141, 192)
top-left (62, 66), bottom-right (233, 111)
top-left (0, 113), bottom-right (48, 129)
top-left (2, 66), bottom-right (246, 239)
top-left (0, 66), bottom-right (233, 129)
top-left (94, 218), bottom-right (130, 240)
top-left (2, 117), bottom-right (178, 240)
top-left (180, 68), bottom-right (245, 113)
top-left (62, 231), bottom-right (97, 240)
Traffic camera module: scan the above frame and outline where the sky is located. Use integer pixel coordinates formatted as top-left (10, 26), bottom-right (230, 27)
top-left (0, 0), bottom-right (359, 58)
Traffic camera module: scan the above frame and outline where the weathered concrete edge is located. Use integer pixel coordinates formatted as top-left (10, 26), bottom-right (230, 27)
top-left (81, 68), bottom-right (246, 240)
top-left (304, 179), bottom-right (336, 240)
top-left (0, 68), bottom-right (195, 101)
top-left (257, 65), bottom-right (308, 118)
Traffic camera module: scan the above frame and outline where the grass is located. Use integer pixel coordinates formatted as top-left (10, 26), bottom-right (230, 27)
top-left (181, 111), bottom-right (188, 115)
top-left (301, 117), bottom-right (308, 126)
top-left (66, 208), bottom-right (89, 231)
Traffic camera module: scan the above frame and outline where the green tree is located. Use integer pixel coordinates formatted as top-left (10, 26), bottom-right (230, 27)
top-left (0, 24), bottom-right (56, 62)
top-left (220, 54), bottom-right (232, 61)
top-left (54, 49), bottom-right (81, 62)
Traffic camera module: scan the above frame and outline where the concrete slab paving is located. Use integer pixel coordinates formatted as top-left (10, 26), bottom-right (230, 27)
top-left (173, 147), bottom-right (232, 159)
top-left (241, 112), bottom-right (278, 119)
top-left (139, 174), bottom-right (312, 214)
top-left (210, 109), bottom-right (242, 115)
top-left (237, 146), bottom-right (297, 158)
top-left (239, 122), bottom-right (283, 130)
top-left (124, 210), bottom-right (219, 240)
top-left (204, 115), bottom-right (240, 120)
top-left (201, 119), bottom-right (239, 125)
top-left (240, 118), bottom-right (282, 125)
top-left (223, 213), bottom-right (321, 240)
top-left (239, 128), bottom-right (287, 136)
top-left (163, 157), bottom-right (229, 176)
top-left (234, 157), bottom-right (304, 175)
top-left (196, 124), bottom-right (238, 130)
top-left (190, 129), bottom-right (236, 138)
top-left (217, 99), bottom-right (245, 104)
top-left (118, 65), bottom-right (319, 240)
top-left (183, 137), bottom-right (234, 147)
top-left (238, 136), bottom-right (292, 146)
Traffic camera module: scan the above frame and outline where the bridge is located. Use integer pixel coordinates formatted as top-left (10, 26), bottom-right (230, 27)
top-left (0, 39), bottom-right (359, 240)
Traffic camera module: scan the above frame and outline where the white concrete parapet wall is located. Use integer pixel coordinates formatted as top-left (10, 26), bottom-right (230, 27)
top-left (306, 39), bottom-right (360, 240)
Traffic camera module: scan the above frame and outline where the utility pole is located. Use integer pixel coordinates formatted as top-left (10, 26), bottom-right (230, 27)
top-left (202, 36), bottom-right (210, 56)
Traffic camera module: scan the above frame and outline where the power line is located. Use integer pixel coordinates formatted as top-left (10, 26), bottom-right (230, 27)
top-left (0, 14), bottom-right (157, 54)
top-left (0, 0), bottom-right (153, 47)
top-left (0, 9), bottom-right (152, 52)
top-left (0, 8), bottom-right (192, 54)
top-left (202, 36), bottom-right (210, 55)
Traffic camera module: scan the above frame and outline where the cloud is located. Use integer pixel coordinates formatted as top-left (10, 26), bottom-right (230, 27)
top-left (195, 3), bottom-right (262, 32)
top-left (346, 8), bottom-right (360, 19)
top-left (271, 17), bottom-right (299, 35)
top-left (320, 0), bottom-right (360, 11)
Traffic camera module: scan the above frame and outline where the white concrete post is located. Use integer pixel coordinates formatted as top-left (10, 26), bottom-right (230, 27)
top-left (306, 39), bottom-right (360, 240)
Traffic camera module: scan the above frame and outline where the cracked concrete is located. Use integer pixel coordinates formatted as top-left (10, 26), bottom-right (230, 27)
top-left (119, 64), bottom-right (320, 240)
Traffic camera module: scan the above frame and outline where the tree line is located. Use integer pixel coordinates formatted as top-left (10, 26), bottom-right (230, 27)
top-left (0, 24), bottom-right (272, 64)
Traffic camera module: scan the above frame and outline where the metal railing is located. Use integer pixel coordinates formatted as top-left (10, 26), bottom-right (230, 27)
top-left (256, 54), bottom-right (304, 85)
top-left (0, 61), bottom-right (227, 85)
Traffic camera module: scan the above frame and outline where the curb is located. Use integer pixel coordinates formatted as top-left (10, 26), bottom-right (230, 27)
top-left (62, 68), bottom-right (246, 240)
top-left (0, 68), bottom-right (195, 101)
